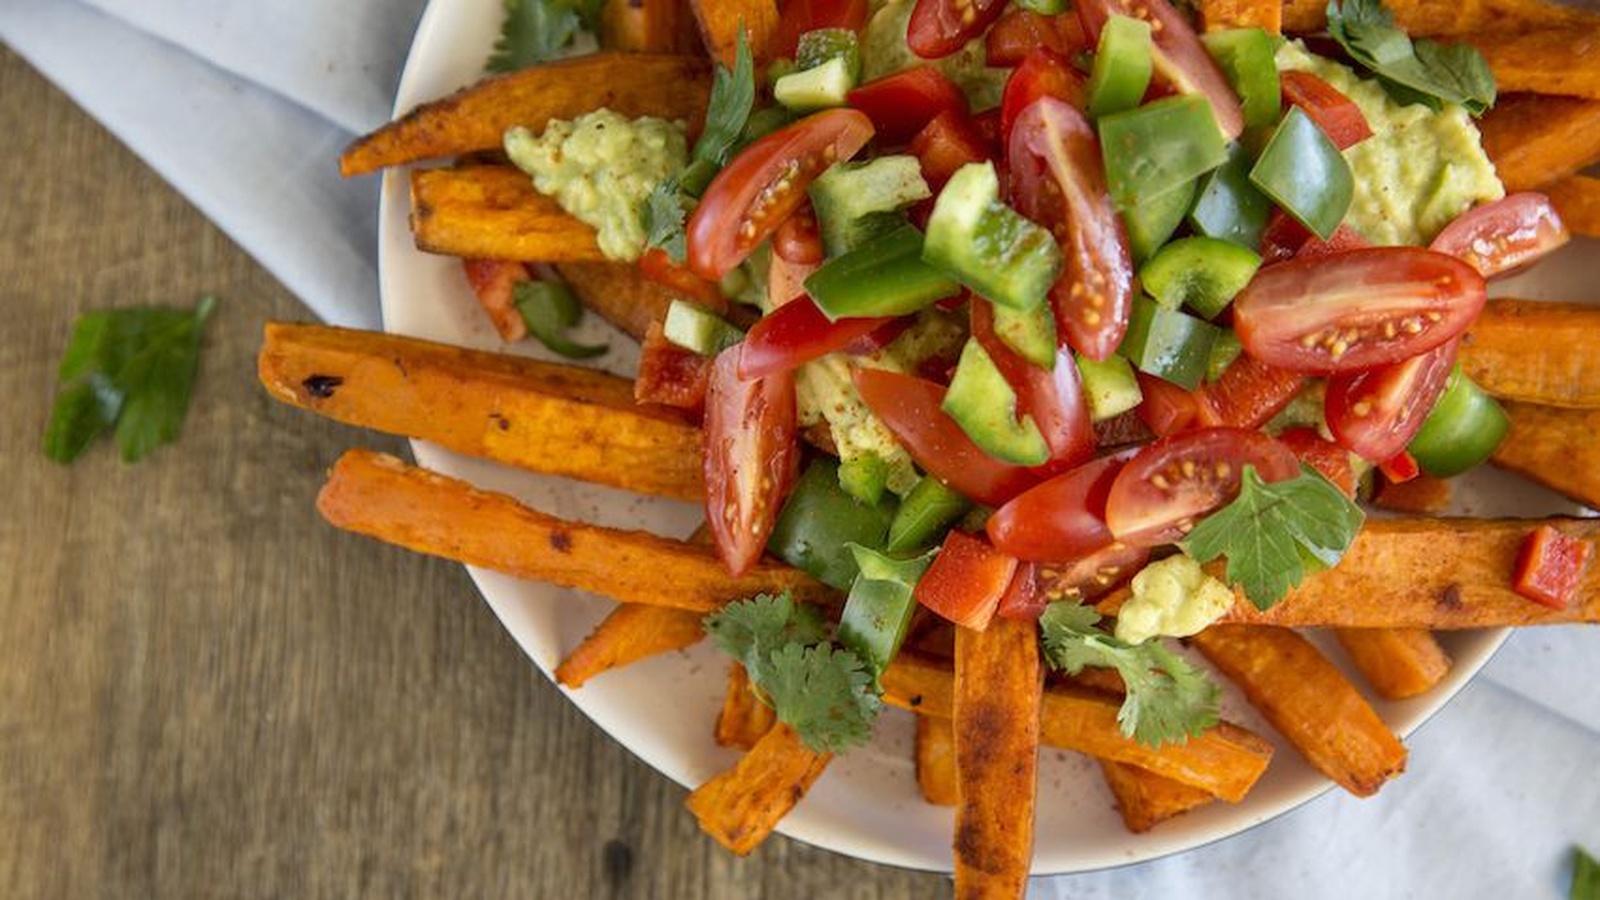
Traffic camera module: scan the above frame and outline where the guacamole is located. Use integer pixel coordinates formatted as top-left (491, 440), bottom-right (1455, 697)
top-left (861, 0), bottom-right (1011, 111)
top-left (1276, 41), bottom-right (1503, 247)
top-left (1114, 554), bottom-right (1235, 645)
top-left (505, 109), bottom-right (688, 262)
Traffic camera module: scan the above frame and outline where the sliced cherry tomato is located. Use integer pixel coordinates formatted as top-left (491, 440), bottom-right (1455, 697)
top-left (1279, 70), bottom-right (1372, 150)
top-left (461, 258), bottom-right (531, 342)
top-left (1076, 0), bottom-right (1243, 140)
top-left (1104, 427), bottom-right (1300, 546)
top-left (909, 109), bottom-right (993, 193)
top-left (1232, 247), bottom-right (1487, 374)
top-left (639, 247), bottom-right (726, 309)
top-left (1429, 192), bottom-right (1570, 279)
top-left (1034, 540), bottom-right (1150, 602)
top-left (1276, 426), bottom-right (1356, 497)
top-left (688, 109), bottom-right (874, 280)
top-left (985, 9), bottom-right (1090, 67)
top-left (774, 206), bottom-right (826, 265)
top-left (853, 367), bottom-right (1041, 505)
top-left (1000, 50), bottom-right (1088, 149)
top-left (912, 530), bottom-right (1018, 629)
top-left (907, 0), bottom-right (1008, 61)
top-left (1134, 371), bottom-right (1203, 436)
top-left (841, 317), bottom-right (915, 355)
top-left (1197, 355), bottom-right (1307, 430)
top-left (703, 348), bottom-right (801, 575)
top-left (739, 297), bottom-right (895, 378)
top-left (769, 0), bottom-right (871, 59)
top-left (987, 449), bottom-right (1135, 562)
top-left (1512, 524), bottom-right (1593, 609)
top-left (971, 298), bottom-right (1096, 474)
top-left (1007, 96), bottom-right (1134, 361)
top-left (847, 67), bottom-right (969, 145)
top-left (995, 561), bottom-right (1042, 621)
top-left (635, 320), bottom-right (713, 413)
top-left (1325, 338), bottom-right (1458, 463)
top-left (1377, 450), bottom-right (1419, 483)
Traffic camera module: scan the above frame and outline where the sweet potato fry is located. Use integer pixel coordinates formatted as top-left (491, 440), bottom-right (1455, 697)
top-left (599, 0), bottom-right (703, 53)
top-left (951, 619), bottom-right (1042, 900)
top-left (1099, 517), bottom-right (1600, 628)
top-left (411, 166), bottom-right (606, 262)
top-left (1333, 628), bottom-right (1453, 700)
top-left (1198, 0), bottom-right (1282, 32)
top-left (1479, 94), bottom-right (1600, 193)
top-left (1461, 299), bottom-right (1600, 409)
top-left (689, 0), bottom-right (780, 68)
top-left (1491, 402), bottom-right (1600, 510)
top-left (1371, 474), bottom-right (1453, 514)
top-left (882, 653), bottom-right (1273, 802)
top-left (1192, 625), bottom-right (1407, 797)
top-left (1547, 175), bottom-right (1600, 238)
top-left (915, 715), bottom-right (961, 807)
top-left (340, 54), bottom-right (712, 177)
top-left (1098, 761), bottom-right (1216, 833)
top-left (1280, 0), bottom-right (1599, 39)
top-left (554, 603), bottom-right (706, 688)
top-left (685, 722), bottom-right (831, 855)
top-left (317, 450), bottom-right (834, 612)
top-left (715, 663), bottom-right (777, 749)
top-left (1472, 28), bottom-right (1600, 101)
top-left (259, 322), bottom-right (705, 501)
top-left (555, 261), bottom-right (722, 342)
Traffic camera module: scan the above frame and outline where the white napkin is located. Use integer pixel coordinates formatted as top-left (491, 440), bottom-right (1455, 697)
top-left (3, 2), bottom-right (1596, 895)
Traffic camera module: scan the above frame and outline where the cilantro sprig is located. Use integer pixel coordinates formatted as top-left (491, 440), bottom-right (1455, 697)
top-left (43, 295), bottom-right (215, 464)
top-left (1182, 465), bottom-right (1365, 611)
top-left (641, 31), bottom-right (756, 262)
top-left (1326, 0), bottom-right (1496, 115)
top-left (1038, 601), bottom-right (1221, 747)
top-left (704, 593), bottom-right (881, 753)
top-left (486, 0), bottom-right (603, 72)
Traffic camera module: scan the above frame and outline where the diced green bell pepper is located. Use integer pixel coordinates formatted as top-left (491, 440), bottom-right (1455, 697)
top-left (1119, 295), bottom-right (1220, 390)
top-left (837, 544), bottom-right (936, 678)
top-left (804, 224), bottom-right (961, 319)
top-left (923, 162), bottom-right (1063, 311)
top-left (767, 457), bottom-right (898, 589)
top-left (1088, 15), bottom-right (1154, 119)
top-left (1123, 177), bottom-right (1198, 265)
top-left (1138, 236), bottom-right (1262, 319)
top-left (942, 338), bottom-right (1050, 465)
top-left (1406, 367), bottom-right (1510, 478)
top-left (1250, 106), bottom-right (1353, 240)
top-left (1200, 28), bottom-right (1282, 130)
top-left (886, 476), bottom-right (973, 553)
top-left (1099, 95), bottom-right (1229, 212)
top-left (1189, 142), bottom-right (1273, 249)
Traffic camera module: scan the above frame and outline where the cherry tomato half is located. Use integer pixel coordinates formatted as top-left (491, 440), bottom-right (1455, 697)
top-left (1277, 427), bottom-right (1357, 498)
top-left (1232, 247), bottom-right (1486, 374)
top-left (768, 0), bottom-right (870, 59)
top-left (738, 297), bottom-right (894, 379)
top-left (1000, 49), bottom-right (1088, 147)
top-left (1076, 0), bottom-right (1244, 140)
top-left (853, 367), bottom-right (1041, 505)
top-left (1325, 337), bottom-right (1458, 463)
top-left (1007, 96), bottom-right (1134, 361)
top-left (1279, 70), bottom-right (1372, 150)
top-left (987, 449), bottom-right (1135, 562)
top-left (1429, 192), bottom-right (1570, 279)
top-left (1104, 427), bottom-right (1300, 546)
top-left (971, 298), bottom-right (1096, 474)
top-left (687, 108), bottom-right (874, 280)
top-left (703, 348), bottom-right (801, 575)
top-left (985, 9), bottom-right (1089, 67)
top-left (907, 0), bottom-right (1009, 60)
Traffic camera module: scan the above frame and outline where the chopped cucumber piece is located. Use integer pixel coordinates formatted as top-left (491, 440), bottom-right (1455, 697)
top-left (992, 301), bottom-right (1057, 369)
top-left (662, 300), bottom-right (744, 355)
top-left (1123, 177), bottom-right (1197, 265)
top-left (942, 338), bottom-right (1050, 465)
top-left (1189, 142), bottom-right (1272, 249)
top-left (1120, 295), bottom-right (1220, 390)
top-left (1250, 107), bottom-right (1353, 240)
top-left (1075, 353), bottom-right (1144, 421)
top-left (804, 224), bottom-right (961, 319)
top-left (775, 55), bottom-right (858, 111)
top-left (796, 28), bottom-right (862, 77)
top-left (1139, 236), bottom-right (1262, 319)
top-left (1099, 95), bottom-right (1229, 211)
top-left (1088, 15), bottom-right (1154, 119)
top-left (923, 162), bottom-right (1061, 311)
top-left (809, 155), bottom-right (932, 256)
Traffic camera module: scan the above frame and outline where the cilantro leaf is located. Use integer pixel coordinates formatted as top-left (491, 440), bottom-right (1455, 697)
top-left (704, 593), bottom-right (881, 753)
top-left (44, 295), bottom-right (215, 464)
top-left (641, 179), bottom-right (691, 262)
top-left (1038, 601), bottom-right (1221, 747)
top-left (1574, 846), bottom-right (1600, 900)
top-left (1182, 465), bottom-right (1365, 610)
top-left (486, 0), bottom-right (600, 72)
top-left (1326, 0), bottom-right (1495, 114)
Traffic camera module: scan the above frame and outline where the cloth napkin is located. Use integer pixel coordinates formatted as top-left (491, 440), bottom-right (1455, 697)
top-left (4, 3), bottom-right (1596, 896)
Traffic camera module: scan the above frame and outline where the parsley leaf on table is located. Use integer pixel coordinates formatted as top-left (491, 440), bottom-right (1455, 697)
top-left (1182, 465), bottom-right (1365, 611)
top-left (1038, 601), bottom-right (1221, 747)
top-left (486, 0), bottom-right (603, 72)
top-left (43, 295), bottom-right (215, 464)
top-left (1325, 0), bottom-right (1496, 114)
top-left (704, 593), bottom-right (881, 754)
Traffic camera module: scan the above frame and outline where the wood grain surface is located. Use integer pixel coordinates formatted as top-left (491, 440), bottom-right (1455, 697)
top-left (0, 46), bottom-right (949, 900)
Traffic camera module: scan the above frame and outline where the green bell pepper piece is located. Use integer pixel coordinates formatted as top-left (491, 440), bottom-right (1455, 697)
top-left (1189, 142), bottom-right (1273, 249)
top-left (767, 457), bottom-right (898, 589)
top-left (804, 224), bottom-right (961, 320)
top-left (1088, 15), bottom-right (1154, 119)
top-left (1406, 367), bottom-right (1510, 478)
top-left (1099, 95), bottom-right (1229, 212)
top-left (886, 476), bottom-right (973, 553)
top-left (1200, 28), bottom-right (1282, 130)
top-left (837, 545), bottom-right (937, 678)
top-left (1119, 295), bottom-right (1220, 390)
top-left (942, 338), bottom-right (1050, 466)
top-left (1249, 106), bottom-right (1353, 240)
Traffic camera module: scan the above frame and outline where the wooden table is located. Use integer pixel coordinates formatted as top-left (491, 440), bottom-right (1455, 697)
top-left (0, 46), bottom-right (948, 899)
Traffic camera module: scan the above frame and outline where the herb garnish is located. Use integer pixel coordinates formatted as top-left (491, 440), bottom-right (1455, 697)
top-left (1038, 601), bottom-right (1222, 746)
top-left (704, 593), bottom-right (881, 754)
top-left (486, 0), bottom-right (603, 72)
top-left (1182, 465), bottom-right (1365, 611)
top-left (1325, 0), bottom-right (1496, 115)
top-left (43, 295), bottom-right (216, 464)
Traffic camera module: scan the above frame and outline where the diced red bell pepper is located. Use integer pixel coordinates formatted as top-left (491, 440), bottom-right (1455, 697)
top-left (909, 109), bottom-right (993, 193)
top-left (996, 562), bottom-right (1046, 621)
top-left (640, 248), bottom-right (726, 309)
top-left (1512, 524), bottom-right (1592, 609)
top-left (635, 320), bottom-right (712, 413)
top-left (1377, 451), bottom-right (1420, 484)
top-left (912, 530), bottom-right (1019, 630)
top-left (1280, 70), bottom-right (1372, 150)
top-left (462, 258), bottom-right (532, 342)
top-left (847, 67), bottom-right (970, 145)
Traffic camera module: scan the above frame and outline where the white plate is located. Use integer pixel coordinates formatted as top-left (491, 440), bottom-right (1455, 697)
top-left (377, 0), bottom-right (1593, 874)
